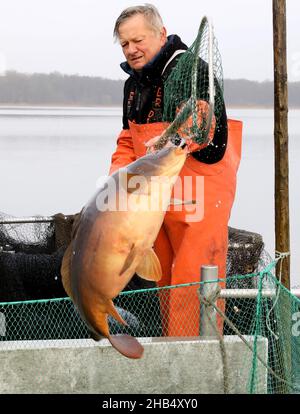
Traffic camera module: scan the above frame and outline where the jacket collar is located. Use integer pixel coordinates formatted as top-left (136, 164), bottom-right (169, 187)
top-left (120, 34), bottom-right (187, 81)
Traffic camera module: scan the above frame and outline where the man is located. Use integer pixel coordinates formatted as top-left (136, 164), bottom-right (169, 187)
top-left (110, 4), bottom-right (242, 336)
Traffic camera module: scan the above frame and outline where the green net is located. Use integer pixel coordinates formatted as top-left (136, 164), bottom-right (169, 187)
top-left (0, 256), bottom-right (299, 394)
top-left (155, 16), bottom-right (224, 150)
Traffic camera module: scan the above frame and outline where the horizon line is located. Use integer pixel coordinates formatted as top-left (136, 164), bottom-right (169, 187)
top-left (0, 69), bottom-right (279, 84)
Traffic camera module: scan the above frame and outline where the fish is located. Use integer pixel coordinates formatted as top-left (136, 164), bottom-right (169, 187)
top-left (61, 143), bottom-right (187, 359)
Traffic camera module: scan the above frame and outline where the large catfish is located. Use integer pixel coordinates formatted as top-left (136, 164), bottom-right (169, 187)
top-left (61, 143), bottom-right (187, 359)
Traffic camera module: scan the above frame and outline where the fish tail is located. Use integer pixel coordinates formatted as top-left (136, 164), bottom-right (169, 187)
top-left (87, 299), bottom-right (144, 359)
top-left (106, 300), bottom-right (144, 359)
top-left (109, 334), bottom-right (144, 359)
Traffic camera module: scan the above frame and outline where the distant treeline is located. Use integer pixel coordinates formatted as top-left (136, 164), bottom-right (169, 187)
top-left (1, 70), bottom-right (300, 107)
top-left (0, 71), bottom-right (124, 106)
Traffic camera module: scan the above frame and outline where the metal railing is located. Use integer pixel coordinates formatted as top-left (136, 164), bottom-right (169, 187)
top-left (0, 216), bottom-right (54, 224)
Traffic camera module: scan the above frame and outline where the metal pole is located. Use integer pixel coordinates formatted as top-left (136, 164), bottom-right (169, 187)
top-left (199, 265), bottom-right (219, 337)
top-left (219, 288), bottom-right (300, 299)
top-left (273, 0), bottom-right (290, 289)
top-left (0, 217), bottom-right (54, 224)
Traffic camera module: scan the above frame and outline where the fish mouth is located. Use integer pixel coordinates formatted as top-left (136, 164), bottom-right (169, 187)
top-left (170, 135), bottom-right (187, 149)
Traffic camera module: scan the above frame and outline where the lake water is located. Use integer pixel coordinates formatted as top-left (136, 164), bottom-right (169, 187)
top-left (0, 106), bottom-right (299, 287)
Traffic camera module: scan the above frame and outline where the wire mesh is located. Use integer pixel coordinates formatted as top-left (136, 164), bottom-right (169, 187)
top-left (0, 259), bottom-right (299, 394)
top-left (0, 213), bottom-right (298, 393)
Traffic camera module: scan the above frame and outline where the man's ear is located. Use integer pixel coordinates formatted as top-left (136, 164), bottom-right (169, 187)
top-left (160, 26), bottom-right (167, 45)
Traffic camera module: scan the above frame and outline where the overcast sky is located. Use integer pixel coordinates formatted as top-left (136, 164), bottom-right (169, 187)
top-left (0, 0), bottom-right (299, 81)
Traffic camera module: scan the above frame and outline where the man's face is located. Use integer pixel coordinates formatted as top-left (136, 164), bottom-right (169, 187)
top-left (118, 14), bottom-right (167, 71)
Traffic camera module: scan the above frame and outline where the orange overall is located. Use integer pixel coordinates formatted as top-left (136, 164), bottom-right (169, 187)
top-left (110, 119), bottom-right (242, 336)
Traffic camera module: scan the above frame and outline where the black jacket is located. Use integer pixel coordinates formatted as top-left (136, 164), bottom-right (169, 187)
top-left (120, 34), bottom-right (228, 164)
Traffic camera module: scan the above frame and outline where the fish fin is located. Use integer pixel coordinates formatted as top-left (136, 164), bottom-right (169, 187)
top-left (109, 334), bottom-right (144, 359)
top-left (135, 248), bottom-right (162, 282)
top-left (119, 246), bottom-right (141, 279)
top-left (60, 243), bottom-right (73, 299)
top-left (91, 310), bottom-right (110, 338)
top-left (106, 300), bottom-right (127, 326)
top-left (169, 198), bottom-right (196, 206)
top-left (85, 300), bottom-right (127, 338)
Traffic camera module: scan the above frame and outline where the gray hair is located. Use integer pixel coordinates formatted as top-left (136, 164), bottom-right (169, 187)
top-left (113, 4), bottom-right (164, 40)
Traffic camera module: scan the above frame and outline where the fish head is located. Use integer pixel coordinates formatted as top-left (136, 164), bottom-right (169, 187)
top-left (127, 144), bottom-right (187, 180)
